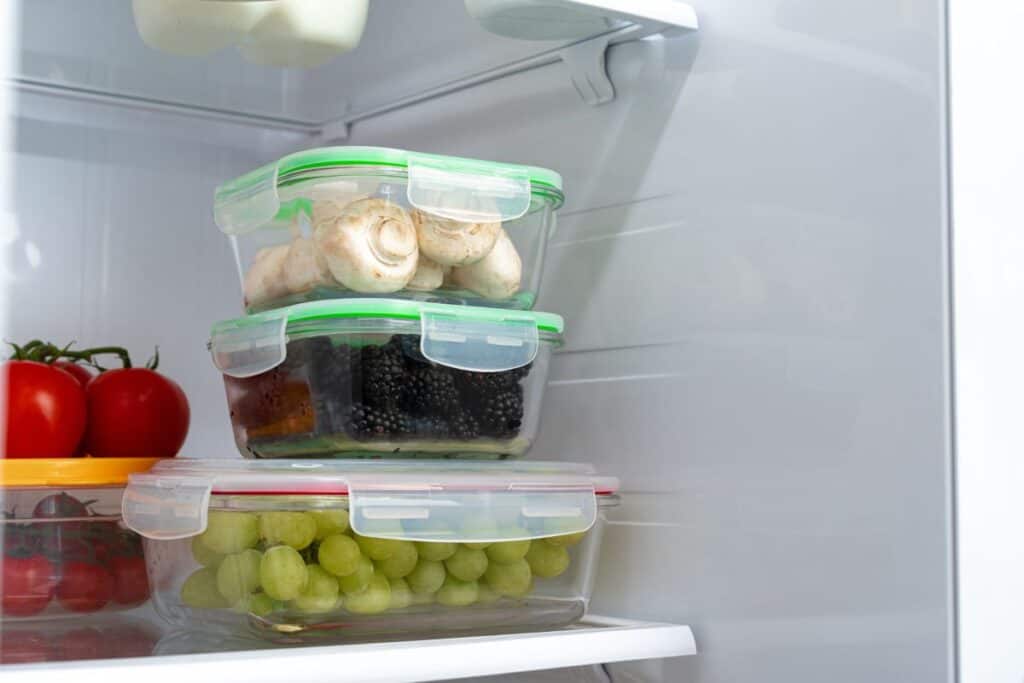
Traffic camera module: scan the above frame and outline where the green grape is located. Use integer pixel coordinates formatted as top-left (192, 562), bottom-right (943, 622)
top-left (232, 592), bottom-right (276, 617)
top-left (292, 564), bottom-right (340, 613)
top-left (354, 534), bottom-right (403, 561)
top-left (484, 558), bottom-right (532, 597)
top-left (525, 541), bottom-right (570, 578)
top-left (259, 511), bottom-right (317, 550)
top-left (445, 546), bottom-right (488, 581)
top-left (191, 536), bottom-right (224, 568)
top-left (180, 567), bottom-right (230, 609)
top-left (198, 511), bottom-right (259, 555)
top-left (388, 577), bottom-right (413, 610)
top-left (436, 575), bottom-right (479, 607)
top-left (461, 518), bottom-right (500, 549)
top-left (475, 582), bottom-right (501, 605)
top-left (260, 545), bottom-right (309, 600)
top-left (318, 534), bottom-right (362, 577)
top-left (217, 549), bottom-right (263, 604)
top-left (375, 541), bottom-right (418, 579)
top-left (310, 509), bottom-right (350, 540)
top-left (410, 590), bottom-right (435, 606)
top-left (345, 574), bottom-right (391, 614)
top-left (485, 539), bottom-right (531, 564)
top-left (406, 559), bottom-right (446, 595)
top-left (544, 531), bottom-right (587, 548)
top-left (339, 554), bottom-right (375, 594)
top-left (414, 541), bottom-right (457, 562)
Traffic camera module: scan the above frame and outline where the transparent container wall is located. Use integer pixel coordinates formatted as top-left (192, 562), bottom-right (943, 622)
top-left (222, 330), bottom-right (554, 459)
top-left (0, 615), bottom-right (162, 664)
top-left (144, 494), bottom-right (606, 641)
top-left (230, 171), bottom-right (556, 313)
top-left (0, 487), bottom-right (151, 620)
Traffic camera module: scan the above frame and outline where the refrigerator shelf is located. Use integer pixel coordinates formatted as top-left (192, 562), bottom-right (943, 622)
top-left (0, 616), bottom-right (696, 682)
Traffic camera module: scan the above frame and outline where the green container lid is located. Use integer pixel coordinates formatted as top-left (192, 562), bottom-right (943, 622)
top-left (210, 299), bottom-right (564, 378)
top-left (215, 147), bottom-right (564, 236)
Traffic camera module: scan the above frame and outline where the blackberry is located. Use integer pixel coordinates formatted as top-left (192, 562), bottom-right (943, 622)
top-left (359, 342), bottom-right (406, 408)
top-left (346, 403), bottom-right (411, 440)
top-left (449, 411), bottom-right (481, 440)
top-left (455, 365), bottom-right (531, 397)
top-left (476, 386), bottom-right (525, 439)
top-left (400, 366), bottom-right (459, 416)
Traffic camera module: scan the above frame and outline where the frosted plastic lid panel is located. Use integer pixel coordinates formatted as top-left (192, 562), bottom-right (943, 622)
top-left (214, 146), bottom-right (564, 236)
top-left (209, 299), bottom-right (564, 378)
top-left (123, 460), bottom-right (618, 543)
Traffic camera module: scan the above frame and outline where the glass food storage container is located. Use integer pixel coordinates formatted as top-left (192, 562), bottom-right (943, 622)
top-left (0, 458), bottom-right (161, 620)
top-left (210, 299), bottom-right (564, 459)
top-left (214, 147), bottom-right (564, 312)
top-left (123, 459), bottom-right (618, 642)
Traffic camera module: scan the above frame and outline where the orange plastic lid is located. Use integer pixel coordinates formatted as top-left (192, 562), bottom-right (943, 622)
top-left (0, 457), bottom-right (164, 488)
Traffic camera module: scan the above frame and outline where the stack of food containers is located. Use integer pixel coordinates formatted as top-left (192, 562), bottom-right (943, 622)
top-left (123, 147), bottom-right (620, 641)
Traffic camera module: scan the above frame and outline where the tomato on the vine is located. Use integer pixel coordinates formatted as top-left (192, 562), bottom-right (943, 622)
top-left (53, 361), bottom-right (94, 387)
top-left (85, 366), bottom-right (189, 459)
top-left (110, 555), bottom-right (149, 605)
top-left (2, 361), bottom-right (87, 458)
top-left (1, 554), bottom-right (56, 617)
top-left (56, 561), bottom-right (113, 613)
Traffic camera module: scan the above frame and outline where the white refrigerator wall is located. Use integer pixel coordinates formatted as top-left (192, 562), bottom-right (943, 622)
top-left (3, 1), bottom-right (955, 681)
top-left (346, 1), bottom-right (953, 681)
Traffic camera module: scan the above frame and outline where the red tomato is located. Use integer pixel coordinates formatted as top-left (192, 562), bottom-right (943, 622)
top-left (0, 630), bottom-right (52, 664)
top-left (56, 561), bottom-right (113, 613)
top-left (110, 555), bottom-right (149, 605)
top-left (84, 368), bottom-right (189, 458)
top-left (53, 361), bottom-right (94, 387)
top-left (2, 361), bottom-right (87, 458)
top-left (1, 555), bottom-right (56, 617)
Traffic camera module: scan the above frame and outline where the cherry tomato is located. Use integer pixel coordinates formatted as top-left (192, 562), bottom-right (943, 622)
top-left (0, 630), bottom-right (52, 664)
top-left (32, 492), bottom-right (90, 519)
top-left (110, 555), bottom-right (149, 606)
top-left (84, 368), bottom-right (189, 458)
top-left (53, 361), bottom-right (94, 387)
top-left (56, 561), bottom-right (113, 613)
top-left (2, 361), bottom-right (87, 458)
top-left (1, 555), bottom-right (56, 617)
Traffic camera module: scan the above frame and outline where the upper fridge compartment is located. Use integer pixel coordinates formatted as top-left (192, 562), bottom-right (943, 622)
top-left (216, 146), bottom-right (564, 312)
top-left (14, 0), bottom-right (697, 127)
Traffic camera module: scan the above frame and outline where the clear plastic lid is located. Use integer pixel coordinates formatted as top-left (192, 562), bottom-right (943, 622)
top-left (214, 146), bottom-right (565, 236)
top-left (123, 459), bottom-right (618, 544)
top-left (209, 298), bottom-right (565, 378)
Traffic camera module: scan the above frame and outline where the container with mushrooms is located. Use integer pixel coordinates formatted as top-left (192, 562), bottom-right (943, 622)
top-left (214, 147), bottom-right (564, 313)
top-left (209, 299), bottom-right (565, 459)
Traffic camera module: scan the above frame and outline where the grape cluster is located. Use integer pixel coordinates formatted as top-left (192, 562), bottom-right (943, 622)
top-left (180, 509), bottom-right (586, 619)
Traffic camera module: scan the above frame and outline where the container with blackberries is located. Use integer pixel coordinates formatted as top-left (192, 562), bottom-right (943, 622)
top-left (210, 299), bottom-right (563, 458)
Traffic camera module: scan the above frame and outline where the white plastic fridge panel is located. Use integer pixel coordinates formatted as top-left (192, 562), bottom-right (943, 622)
top-left (346, 1), bottom-right (952, 681)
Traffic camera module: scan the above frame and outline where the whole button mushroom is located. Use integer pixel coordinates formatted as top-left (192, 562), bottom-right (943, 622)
top-left (406, 255), bottom-right (445, 291)
top-left (412, 210), bottom-right (501, 267)
top-left (449, 229), bottom-right (522, 300)
top-left (314, 198), bottom-right (419, 293)
top-left (243, 244), bottom-right (291, 308)
top-left (283, 236), bottom-right (334, 294)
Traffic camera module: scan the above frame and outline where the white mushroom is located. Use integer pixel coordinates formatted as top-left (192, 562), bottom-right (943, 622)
top-left (449, 229), bottom-right (522, 300)
top-left (406, 256), bottom-right (445, 291)
top-left (412, 210), bottom-right (501, 267)
top-left (313, 198), bottom-right (419, 293)
top-left (283, 236), bottom-right (334, 294)
top-left (243, 244), bottom-right (291, 307)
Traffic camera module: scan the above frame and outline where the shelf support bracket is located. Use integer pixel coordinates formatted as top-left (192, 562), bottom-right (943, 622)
top-left (560, 35), bottom-right (614, 106)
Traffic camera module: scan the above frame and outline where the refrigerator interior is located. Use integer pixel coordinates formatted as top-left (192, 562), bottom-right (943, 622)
top-left (1, 1), bottom-right (955, 682)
